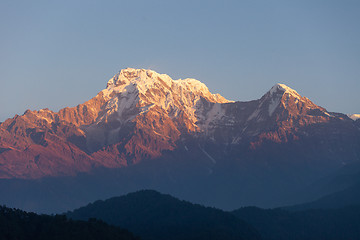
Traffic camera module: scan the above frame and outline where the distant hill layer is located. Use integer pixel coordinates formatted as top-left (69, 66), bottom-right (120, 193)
top-left (232, 206), bottom-right (360, 240)
top-left (0, 205), bottom-right (138, 240)
top-left (1, 68), bottom-right (360, 212)
top-left (67, 190), bottom-right (261, 240)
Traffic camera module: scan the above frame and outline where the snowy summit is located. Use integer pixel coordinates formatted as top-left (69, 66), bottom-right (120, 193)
top-left (97, 68), bottom-right (230, 125)
top-left (269, 83), bottom-right (301, 99)
top-left (348, 114), bottom-right (360, 121)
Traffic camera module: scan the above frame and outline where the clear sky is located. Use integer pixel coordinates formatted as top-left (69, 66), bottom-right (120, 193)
top-left (1, 0), bottom-right (359, 121)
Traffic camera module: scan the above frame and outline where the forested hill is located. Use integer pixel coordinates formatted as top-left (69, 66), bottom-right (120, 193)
top-left (67, 190), bottom-right (261, 240)
top-left (232, 206), bottom-right (360, 240)
top-left (0, 205), bottom-right (139, 240)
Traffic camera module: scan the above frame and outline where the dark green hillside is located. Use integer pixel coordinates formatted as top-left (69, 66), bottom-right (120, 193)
top-left (287, 179), bottom-right (360, 211)
top-left (232, 206), bottom-right (360, 240)
top-left (67, 190), bottom-right (261, 240)
top-left (0, 205), bottom-right (139, 240)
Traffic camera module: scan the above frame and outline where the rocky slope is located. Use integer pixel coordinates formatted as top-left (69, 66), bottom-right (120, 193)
top-left (0, 68), bottom-right (229, 178)
top-left (0, 68), bottom-right (359, 180)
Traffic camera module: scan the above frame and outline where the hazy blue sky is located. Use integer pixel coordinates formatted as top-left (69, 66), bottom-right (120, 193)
top-left (1, 0), bottom-right (359, 121)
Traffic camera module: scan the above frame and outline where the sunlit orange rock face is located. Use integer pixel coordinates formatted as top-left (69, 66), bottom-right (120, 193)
top-left (0, 69), bottom-right (229, 178)
top-left (0, 69), bottom-right (358, 179)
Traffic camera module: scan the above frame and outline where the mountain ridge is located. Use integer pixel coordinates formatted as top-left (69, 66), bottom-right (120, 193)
top-left (67, 189), bottom-right (261, 240)
top-left (1, 68), bottom-right (360, 212)
top-left (0, 68), bottom-right (359, 179)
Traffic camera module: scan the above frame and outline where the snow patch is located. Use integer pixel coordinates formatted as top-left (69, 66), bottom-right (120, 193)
top-left (348, 114), bottom-right (360, 121)
top-left (324, 112), bottom-right (332, 117)
top-left (248, 109), bottom-right (261, 121)
top-left (231, 137), bottom-right (242, 144)
top-left (203, 103), bottom-right (225, 130)
top-left (268, 97), bottom-right (280, 116)
top-left (200, 147), bottom-right (216, 164)
top-left (98, 68), bottom-right (231, 126)
top-left (269, 83), bottom-right (301, 99)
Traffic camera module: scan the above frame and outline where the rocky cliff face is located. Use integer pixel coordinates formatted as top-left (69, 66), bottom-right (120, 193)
top-left (0, 69), bottom-right (229, 178)
top-left (0, 68), bottom-right (359, 179)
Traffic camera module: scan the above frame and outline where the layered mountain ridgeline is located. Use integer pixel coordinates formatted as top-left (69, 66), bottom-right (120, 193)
top-left (232, 206), bottom-right (360, 240)
top-left (232, 175), bottom-right (360, 240)
top-left (0, 68), bottom-right (230, 178)
top-left (348, 114), bottom-right (360, 121)
top-left (1, 68), bottom-right (359, 179)
top-left (285, 180), bottom-right (360, 211)
top-left (1, 68), bottom-right (360, 211)
top-left (67, 190), bottom-right (261, 240)
top-left (66, 189), bottom-right (360, 240)
top-left (0, 205), bottom-right (138, 240)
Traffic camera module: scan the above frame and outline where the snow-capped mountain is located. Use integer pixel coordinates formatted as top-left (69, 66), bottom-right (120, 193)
top-left (1, 68), bottom-right (360, 212)
top-left (348, 114), bottom-right (360, 121)
top-left (0, 68), bottom-right (359, 180)
top-left (0, 68), bottom-right (229, 178)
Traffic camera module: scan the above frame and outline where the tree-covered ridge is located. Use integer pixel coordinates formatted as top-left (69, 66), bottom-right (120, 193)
top-left (0, 205), bottom-right (139, 240)
top-left (67, 190), bottom-right (261, 240)
top-left (232, 206), bottom-right (360, 240)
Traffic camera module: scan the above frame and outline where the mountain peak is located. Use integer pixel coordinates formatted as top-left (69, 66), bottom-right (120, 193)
top-left (0, 68), bottom-right (358, 181)
top-left (102, 68), bottom-right (229, 103)
top-left (348, 114), bottom-right (360, 121)
top-left (259, 83), bottom-right (323, 117)
top-left (106, 68), bottom-right (171, 88)
top-left (95, 68), bottom-right (230, 133)
top-left (269, 83), bottom-right (301, 99)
